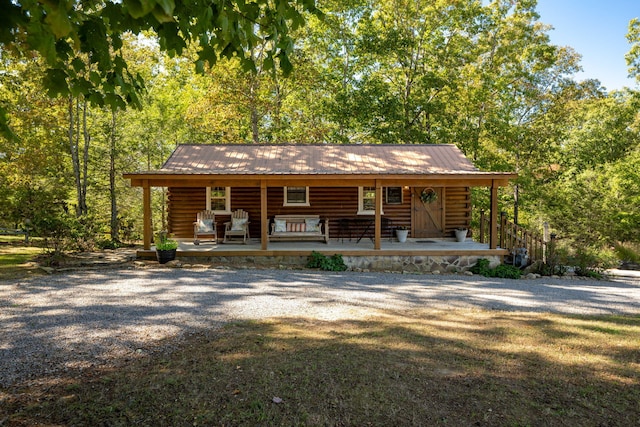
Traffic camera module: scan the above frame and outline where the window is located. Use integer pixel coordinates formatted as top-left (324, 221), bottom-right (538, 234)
top-left (358, 187), bottom-right (383, 215)
top-left (283, 186), bottom-right (310, 206)
top-left (385, 187), bottom-right (403, 204)
top-left (206, 187), bottom-right (231, 214)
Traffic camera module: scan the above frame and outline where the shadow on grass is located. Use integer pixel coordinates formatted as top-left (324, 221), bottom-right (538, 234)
top-left (3, 311), bottom-right (640, 426)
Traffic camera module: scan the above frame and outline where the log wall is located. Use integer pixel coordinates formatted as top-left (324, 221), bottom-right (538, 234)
top-left (167, 186), bottom-right (470, 240)
top-left (444, 186), bottom-right (471, 234)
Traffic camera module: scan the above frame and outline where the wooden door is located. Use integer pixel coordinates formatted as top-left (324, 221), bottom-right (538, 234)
top-left (412, 187), bottom-right (444, 238)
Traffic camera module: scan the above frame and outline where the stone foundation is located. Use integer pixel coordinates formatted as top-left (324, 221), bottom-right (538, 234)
top-left (343, 255), bottom-right (500, 273)
top-left (178, 254), bottom-right (501, 273)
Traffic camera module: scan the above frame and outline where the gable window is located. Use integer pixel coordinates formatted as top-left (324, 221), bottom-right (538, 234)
top-left (206, 187), bottom-right (231, 214)
top-left (283, 186), bottom-right (310, 206)
top-left (358, 187), bottom-right (383, 215)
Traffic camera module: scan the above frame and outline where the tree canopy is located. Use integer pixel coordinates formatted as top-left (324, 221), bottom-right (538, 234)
top-left (0, 0), bottom-right (320, 137)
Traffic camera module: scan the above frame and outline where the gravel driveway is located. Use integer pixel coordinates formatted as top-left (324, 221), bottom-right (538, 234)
top-left (2, 267), bottom-right (640, 387)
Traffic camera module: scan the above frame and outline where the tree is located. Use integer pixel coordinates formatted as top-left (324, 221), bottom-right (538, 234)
top-left (353, 0), bottom-right (481, 144)
top-left (0, 51), bottom-right (70, 227)
top-left (626, 18), bottom-right (640, 84)
top-left (542, 89), bottom-right (640, 246)
top-left (0, 0), bottom-right (321, 138)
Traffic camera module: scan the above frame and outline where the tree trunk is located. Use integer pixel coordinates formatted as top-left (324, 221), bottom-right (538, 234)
top-left (109, 109), bottom-right (120, 242)
top-left (250, 77), bottom-right (260, 143)
top-left (146, 142), bottom-right (154, 238)
top-left (80, 100), bottom-right (89, 216)
top-left (68, 96), bottom-right (82, 217)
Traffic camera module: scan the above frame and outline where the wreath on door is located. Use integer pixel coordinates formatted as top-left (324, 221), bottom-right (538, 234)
top-left (420, 188), bottom-right (437, 204)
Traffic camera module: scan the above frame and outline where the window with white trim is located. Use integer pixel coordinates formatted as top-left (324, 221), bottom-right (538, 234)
top-left (283, 186), bottom-right (310, 206)
top-left (358, 187), bottom-right (383, 215)
top-left (206, 187), bottom-right (231, 214)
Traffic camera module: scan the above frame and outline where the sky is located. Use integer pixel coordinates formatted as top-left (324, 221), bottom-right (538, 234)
top-left (535, 0), bottom-right (639, 91)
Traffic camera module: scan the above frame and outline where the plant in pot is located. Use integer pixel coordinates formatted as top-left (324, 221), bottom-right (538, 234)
top-left (155, 231), bottom-right (178, 264)
top-left (455, 227), bottom-right (468, 243)
top-left (396, 226), bottom-right (409, 243)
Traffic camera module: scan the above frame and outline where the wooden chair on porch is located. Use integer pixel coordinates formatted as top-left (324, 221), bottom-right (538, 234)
top-left (193, 210), bottom-right (217, 245)
top-left (223, 209), bottom-right (250, 244)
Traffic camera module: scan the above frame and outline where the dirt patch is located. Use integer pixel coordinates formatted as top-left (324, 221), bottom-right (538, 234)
top-left (34, 248), bottom-right (139, 271)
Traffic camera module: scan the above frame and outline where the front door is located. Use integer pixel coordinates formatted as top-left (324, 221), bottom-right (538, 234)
top-left (412, 187), bottom-right (444, 238)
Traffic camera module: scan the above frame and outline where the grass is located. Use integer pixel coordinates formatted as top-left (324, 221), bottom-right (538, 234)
top-left (0, 236), bottom-right (44, 280)
top-left (2, 310), bottom-right (640, 426)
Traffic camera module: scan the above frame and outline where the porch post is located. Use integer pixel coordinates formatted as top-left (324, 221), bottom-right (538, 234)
top-left (260, 180), bottom-right (268, 250)
top-left (489, 180), bottom-right (498, 249)
top-left (143, 180), bottom-right (152, 250)
top-left (374, 181), bottom-right (382, 250)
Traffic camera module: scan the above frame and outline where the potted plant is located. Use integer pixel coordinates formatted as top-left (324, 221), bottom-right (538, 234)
top-left (455, 227), bottom-right (468, 243)
top-left (155, 231), bottom-right (178, 264)
top-left (396, 226), bottom-right (409, 243)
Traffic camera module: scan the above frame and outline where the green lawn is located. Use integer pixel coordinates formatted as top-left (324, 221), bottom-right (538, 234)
top-left (0, 237), bottom-right (44, 279)
top-left (3, 310), bottom-right (640, 426)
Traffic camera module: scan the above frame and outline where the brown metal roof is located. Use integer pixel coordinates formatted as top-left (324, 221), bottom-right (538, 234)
top-left (158, 144), bottom-right (485, 175)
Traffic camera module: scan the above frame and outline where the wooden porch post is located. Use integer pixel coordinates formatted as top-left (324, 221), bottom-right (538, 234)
top-left (260, 180), bottom-right (268, 250)
top-left (489, 181), bottom-right (498, 249)
top-left (143, 180), bottom-right (152, 250)
top-left (374, 181), bottom-right (382, 250)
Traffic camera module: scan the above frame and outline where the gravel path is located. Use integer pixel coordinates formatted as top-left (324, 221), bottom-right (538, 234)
top-left (2, 267), bottom-right (640, 387)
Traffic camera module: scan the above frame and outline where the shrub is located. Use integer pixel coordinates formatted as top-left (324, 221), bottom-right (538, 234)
top-left (570, 246), bottom-right (617, 279)
top-left (491, 264), bottom-right (523, 279)
top-left (470, 258), bottom-right (492, 276)
top-left (470, 258), bottom-right (522, 279)
top-left (98, 239), bottom-right (120, 250)
top-left (307, 251), bottom-right (347, 271)
top-left (614, 244), bottom-right (639, 264)
top-left (530, 239), bottom-right (569, 276)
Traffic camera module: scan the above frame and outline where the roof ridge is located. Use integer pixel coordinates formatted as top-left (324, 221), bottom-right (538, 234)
top-left (174, 143), bottom-right (457, 147)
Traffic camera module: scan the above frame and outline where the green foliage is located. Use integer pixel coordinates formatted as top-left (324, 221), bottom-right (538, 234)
top-left (626, 18), bottom-right (640, 83)
top-left (569, 247), bottom-right (617, 279)
top-left (97, 239), bottom-right (121, 250)
top-left (541, 94), bottom-right (640, 249)
top-left (307, 251), bottom-right (348, 271)
top-left (470, 258), bottom-right (522, 279)
top-left (155, 231), bottom-right (178, 251)
top-left (614, 244), bottom-right (640, 264)
top-left (0, 0), bottom-right (321, 136)
top-left (32, 212), bottom-right (106, 255)
top-left (491, 264), bottom-right (524, 279)
top-left (528, 238), bottom-right (568, 277)
top-left (531, 261), bottom-right (567, 277)
top-left (469, 258), bottom-right (492, 276)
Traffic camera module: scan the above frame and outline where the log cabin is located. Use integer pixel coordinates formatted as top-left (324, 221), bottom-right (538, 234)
top-left (124, 144), bottom-right (516, 267)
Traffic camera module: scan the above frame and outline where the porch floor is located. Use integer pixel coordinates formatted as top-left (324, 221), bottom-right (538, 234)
top-left (138, 237), bottom-right (506, 258)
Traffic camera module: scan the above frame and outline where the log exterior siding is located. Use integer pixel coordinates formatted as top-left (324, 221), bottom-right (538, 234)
top-left (167, 186), bottom-right (470, 240)
top-left (444, 186), bottom-right (471, 233)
